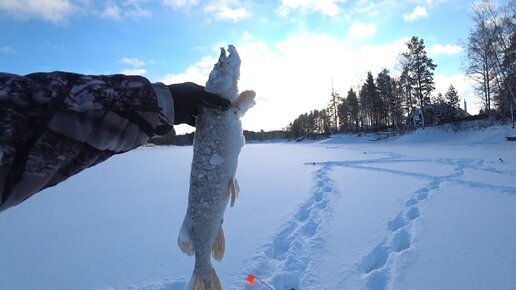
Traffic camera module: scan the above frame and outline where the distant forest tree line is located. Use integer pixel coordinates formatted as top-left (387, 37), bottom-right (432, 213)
top-left (150, 0), bottom-right (515, 145)
top-left (148, 129), bottom-right (289, 146)
top-left (288, 0), bottom-right (516, 139)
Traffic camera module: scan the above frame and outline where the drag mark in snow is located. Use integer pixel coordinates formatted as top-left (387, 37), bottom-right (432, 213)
top-left (244, 164), bottom-right (337, 290)
top-left (435, 158), bottom-right (516, 177)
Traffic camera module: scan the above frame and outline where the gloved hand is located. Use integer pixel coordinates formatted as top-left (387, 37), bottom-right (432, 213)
top-left (168, 82), bottom-right (231, 126)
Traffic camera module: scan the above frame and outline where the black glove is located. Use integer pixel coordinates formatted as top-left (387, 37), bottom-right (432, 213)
top-left (168, 82), bottom-right (231, 126)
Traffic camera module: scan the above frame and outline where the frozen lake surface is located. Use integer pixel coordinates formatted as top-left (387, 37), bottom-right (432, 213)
top-left (1, 125), bottom-right (515, 290)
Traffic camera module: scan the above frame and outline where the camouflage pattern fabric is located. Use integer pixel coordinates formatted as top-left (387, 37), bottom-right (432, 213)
top-left (0, 71), bottom-right (173, 212)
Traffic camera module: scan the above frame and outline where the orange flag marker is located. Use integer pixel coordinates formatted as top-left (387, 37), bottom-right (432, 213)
top-left (246, 274), bottom-right (274, 289)
top-left (247, 274), bottom-right (256, 284)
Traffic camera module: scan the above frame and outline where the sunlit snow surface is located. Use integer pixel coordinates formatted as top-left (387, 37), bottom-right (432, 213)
top-left (1, 125), bottom-right (515, 290)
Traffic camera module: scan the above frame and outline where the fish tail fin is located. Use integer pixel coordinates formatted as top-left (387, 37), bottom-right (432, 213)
top-left (229, 177), bottom-right (240, 207)
top-left (186, 267), bottom-right (222, 290)
top-left (178, 216), bottom-right (194, 256)
top-left (233, 90), bottom-right (256, 117)
top-left (212, 225), bottom-right (225, 261)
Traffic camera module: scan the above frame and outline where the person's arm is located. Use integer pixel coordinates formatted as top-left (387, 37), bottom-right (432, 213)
top-left (0, 71), bottom-right (229, 212)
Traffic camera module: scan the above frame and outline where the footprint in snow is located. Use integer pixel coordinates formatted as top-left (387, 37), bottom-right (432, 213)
top-left (405, 198), bottom-right (417, 207)
top-left (302, 219), bottom-right (318, 238)
top-left (360, 244), bottom-right (389, 273)
top-left (406, 207), bottom-right (420, 221)
top-left (417, 191), bottom-right (429, 200)
top-left (246, 164), bottom-right (335, 290)
top-left (387, 215), bottom-right (406, 232)
top-left (367, 271), bottom-right (389, 290)
top-left (391, 229), bottom-right (411, 252)
top-left (295, 203), bottom-right (311, 222)
top-left (314, 189), bottom-right (324, 202)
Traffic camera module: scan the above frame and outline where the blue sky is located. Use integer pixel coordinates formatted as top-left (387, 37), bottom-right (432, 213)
top-left (1, 0), bottom-right (481, 132)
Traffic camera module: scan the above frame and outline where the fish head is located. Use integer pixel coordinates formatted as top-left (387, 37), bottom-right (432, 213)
top-left (205, 45), bottom-right (241, 103)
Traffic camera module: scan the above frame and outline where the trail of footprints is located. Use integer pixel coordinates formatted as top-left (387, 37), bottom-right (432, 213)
top-left (355, 157), bottom-right (516, 289)
top-left (245, 155), bottom-right (515, 290)
top-left (246, 165), bottom-right (336, 290)
top-left (359, 180), bottom-right (441, 290)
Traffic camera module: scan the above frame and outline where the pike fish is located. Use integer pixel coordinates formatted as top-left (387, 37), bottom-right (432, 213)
top-left (178, 45), bottom-right (255, 290)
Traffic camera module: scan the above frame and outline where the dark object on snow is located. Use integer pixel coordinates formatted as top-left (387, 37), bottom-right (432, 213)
top-left (372, 131), bottom-right (396, 141)
top-left (499, 158), bottom-right (504, 162)
top-left (506, 136), bottom-right (516, 141)
top-left (0, 71), bottom-right (174, 212)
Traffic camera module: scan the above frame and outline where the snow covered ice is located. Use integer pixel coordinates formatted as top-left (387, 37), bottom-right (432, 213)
top-left (1, 125), bottom-right (515, 290)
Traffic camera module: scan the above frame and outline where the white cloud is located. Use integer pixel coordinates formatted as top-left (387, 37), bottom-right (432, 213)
top-left (119, 68), bottom-right (147, 76)
top-left (278, 0), bottom-right (345, 17)
top-left (119, 56), bottom-right (148, 76)
top-left (123, 0), bottom-right (151, 18)
top-left (162, 0), bottom-right (200, 9)
top-left (0, 0), bottom-right (74, 23)
top-left (160, 55), bottom-right (217, 85)
top-left (213, 6), bottom-right (249, 21)
top-left (163, 0), bottom-right (249, 22)
top-left (101, 4), bottom-right (122, 20)
top-left (100, 1), bottom-right (151, 20)
top-left (403, 6), bottom-right (428, 22)
top-left (0, 0), bottom-right (151, 22)
top-left (428, 44), bottom-right (463, 56)
top-left (160, 33), bottom-right (409, 133)
top-left (348, 22), bottom-right (376, 40)
top-left (119, 57), bottom-right (146, 67)
top-left (204, 0), bottom-right (250, 22)
top-left (0, 46), bottom-right (16, 53)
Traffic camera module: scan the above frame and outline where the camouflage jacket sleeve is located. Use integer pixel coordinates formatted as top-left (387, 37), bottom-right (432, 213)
top-left (0, 71), bottom-right (174, 212)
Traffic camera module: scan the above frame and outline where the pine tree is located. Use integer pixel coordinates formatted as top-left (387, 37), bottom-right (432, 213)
top-left (376, 69), bottom-right (395, 128)
top-left (390, 77), bottom-right (406, 130)
top-left (338, 97), bottom-right (350, 132)
top-left (445, 85), bottom-right (460, 108)
top-left (346, 88), bottom-right (360, 132)
top-left (359, 72), bottom-right (381, 131)
top-left (433, 92), bottom-right (445, 105)
top-left (400, 36), bottom-right (437, 128)
top-left (399, 68), bottom-right (415, 115)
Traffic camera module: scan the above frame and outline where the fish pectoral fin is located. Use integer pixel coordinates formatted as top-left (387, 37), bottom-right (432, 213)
top-left (187, 266), bottom-right (222, 290)
top-left (178, 218), bottom-right (194, 256)
top-left (212, 225), bottom-right (225, 261)
top-left (229, 178), bottom-right (240, 207)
